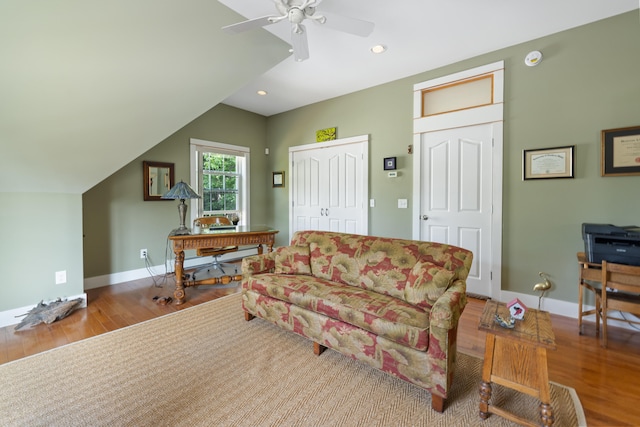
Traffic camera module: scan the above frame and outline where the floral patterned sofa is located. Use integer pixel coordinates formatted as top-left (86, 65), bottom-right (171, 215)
top-left (241, 230), bottom-right (473, 412)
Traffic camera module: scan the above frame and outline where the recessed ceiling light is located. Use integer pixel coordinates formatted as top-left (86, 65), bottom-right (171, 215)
top-left (257, 90), bottom-right (268, 96)
top-left (370, 44), bottom-right (387, 54)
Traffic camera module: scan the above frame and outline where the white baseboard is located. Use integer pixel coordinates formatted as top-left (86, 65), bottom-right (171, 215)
top-left (0, 293), bottom-right (88, 329)
top-left (83, 247), bottom-right (258, 290)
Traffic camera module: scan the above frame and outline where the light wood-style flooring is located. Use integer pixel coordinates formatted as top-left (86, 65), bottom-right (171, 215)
top-left (1, 275), bottom-right (639, 426)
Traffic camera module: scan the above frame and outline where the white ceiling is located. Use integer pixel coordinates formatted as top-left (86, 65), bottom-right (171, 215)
top-left (219, 0), bottom-right (639, 117)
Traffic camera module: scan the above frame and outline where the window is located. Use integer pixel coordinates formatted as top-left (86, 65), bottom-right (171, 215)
top-left (190, 139), bottom-right (250, 226)
top-left (421, 75), bottom-right (493, 117)
top-left (202, 153), bottom-right (239, 214)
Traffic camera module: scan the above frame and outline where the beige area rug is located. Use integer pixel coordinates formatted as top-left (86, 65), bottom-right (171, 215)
top-left (0, 293), bottom-right (585, 427)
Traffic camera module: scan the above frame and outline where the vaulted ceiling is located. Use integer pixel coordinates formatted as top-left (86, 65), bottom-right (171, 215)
top-left (1, 0), bottom-right (636, 194)
top-left (0, 0), bottom-right (289, 193)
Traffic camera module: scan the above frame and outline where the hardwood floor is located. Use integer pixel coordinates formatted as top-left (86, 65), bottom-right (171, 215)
top-left (1, 276), bottom-right (639, 426)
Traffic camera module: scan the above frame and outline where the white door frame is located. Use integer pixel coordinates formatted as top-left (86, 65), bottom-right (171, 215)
top-left (412, 61), bottom-right (504, 298)
top-left (288, 134), bottom-right (369, 241)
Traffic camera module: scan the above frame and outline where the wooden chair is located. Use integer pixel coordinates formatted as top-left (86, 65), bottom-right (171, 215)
top-left (191, 216), bottom-right (238, 279)
top-left (600, 260), bottom-right (640, 348)
top-left (577, 252), bottom-right (603, 336)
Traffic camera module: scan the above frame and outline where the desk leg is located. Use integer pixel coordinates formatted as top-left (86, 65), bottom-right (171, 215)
top-left (173, 250), bottom-right (186, 305)
top-left (257, 244), bottom-right (264, 255)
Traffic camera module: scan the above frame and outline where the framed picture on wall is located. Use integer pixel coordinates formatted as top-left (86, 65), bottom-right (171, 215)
top-left (272, 171), bottom-right (285, 188)
top-left (601, 125), bottom-right (640, 177)
top-left (523, 145), bottom-right (575, 180)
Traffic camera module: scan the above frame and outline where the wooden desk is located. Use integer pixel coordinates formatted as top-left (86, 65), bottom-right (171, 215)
top-left (169, 225), bottom-right (278, 304)
top-left (478, 300), bottom-right (556, 427)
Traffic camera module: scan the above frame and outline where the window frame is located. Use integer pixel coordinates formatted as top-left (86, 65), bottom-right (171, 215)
top-left (189, 139), bottom-right (250, 227)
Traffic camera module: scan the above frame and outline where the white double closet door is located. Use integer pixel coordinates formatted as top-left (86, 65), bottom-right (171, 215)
top-left (289, 135), bottom-right (369, 239)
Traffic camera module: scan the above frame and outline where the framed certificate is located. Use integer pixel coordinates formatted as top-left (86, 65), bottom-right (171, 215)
top-left (523, 146), bottom-right (575, 180)
top-left (601, 125), bottom-right (640, 177)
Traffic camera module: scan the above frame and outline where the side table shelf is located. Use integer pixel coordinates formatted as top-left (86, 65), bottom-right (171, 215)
top-left (478, 300), bottom-right (557, 427)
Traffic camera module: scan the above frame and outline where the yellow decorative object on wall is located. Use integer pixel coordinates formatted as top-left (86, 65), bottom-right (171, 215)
top-left (316, 127), bottom-right (337, 142)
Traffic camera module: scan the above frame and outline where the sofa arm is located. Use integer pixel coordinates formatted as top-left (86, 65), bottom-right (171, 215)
top-left (429, 280), bottom-right (468, 330)
top-left (242, 252), bottom-right (277, 276)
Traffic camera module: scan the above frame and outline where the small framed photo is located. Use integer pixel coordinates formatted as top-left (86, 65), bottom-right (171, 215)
top-left (383, 157), bottom-right (397, 171)
top-left (523, 145), bottom-right (574, 180)
top-left (272, 171), bottom-right (285, 188)
top-left (601, 125), bottom-right (640, 177)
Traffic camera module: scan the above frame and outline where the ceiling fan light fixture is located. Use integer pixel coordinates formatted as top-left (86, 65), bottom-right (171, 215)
top-left (370, 44), bottom-right (387, 54)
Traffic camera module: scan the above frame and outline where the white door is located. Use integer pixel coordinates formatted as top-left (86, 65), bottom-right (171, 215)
top-left (413, 62), bottom-right (504, 299)
top-left (289, 135), bottom-right (369, 239)
top-left (419, 124), bottom-right (496, 296)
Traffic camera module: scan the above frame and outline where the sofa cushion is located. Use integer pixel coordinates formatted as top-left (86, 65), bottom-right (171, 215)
top-left (244, 274), bottom-right (430, 351)
top-left (274, 246), bottom-right (312, 275)
top-left (308, 238), bottom-right (417, 302)
top-left (404, 261), bottom-right (456, 310)
top-left (296, 231), bottom-right (473, 308)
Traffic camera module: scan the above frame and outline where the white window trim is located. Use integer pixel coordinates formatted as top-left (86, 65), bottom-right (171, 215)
top-left (189, 138), bottom-right (251, 227)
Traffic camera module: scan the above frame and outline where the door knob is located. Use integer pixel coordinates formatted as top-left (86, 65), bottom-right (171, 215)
top-left (422, 215), bottom-right (429, 220)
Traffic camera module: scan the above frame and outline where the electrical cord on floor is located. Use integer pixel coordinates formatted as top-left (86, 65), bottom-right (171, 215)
top-left (144, 253), bottom-right (170, 288)
top-left (617, 311), bottom-right (640, 331)
top-left (142, 235), bottom-right (178, 290)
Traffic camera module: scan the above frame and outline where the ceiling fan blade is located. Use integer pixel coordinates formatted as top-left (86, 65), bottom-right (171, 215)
top-left (320, 11), bottom-right (374, 37)
top-left (291, 25), bottom-right (309, 62)
top-left (222, 16), bottom-right (275, 34)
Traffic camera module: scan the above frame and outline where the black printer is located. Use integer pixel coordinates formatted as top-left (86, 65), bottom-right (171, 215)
top-left (582, 223), bottom-right (640, 266)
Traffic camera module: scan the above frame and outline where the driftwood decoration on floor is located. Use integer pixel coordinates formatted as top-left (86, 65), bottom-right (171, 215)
top-left (14, 298), bottom-right (83, 331)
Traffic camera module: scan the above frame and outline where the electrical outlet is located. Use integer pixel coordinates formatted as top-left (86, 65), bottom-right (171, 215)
top-left (140, 249), bottom-right (148, 259)
top-left (55, 270), bottom-right (67, 285)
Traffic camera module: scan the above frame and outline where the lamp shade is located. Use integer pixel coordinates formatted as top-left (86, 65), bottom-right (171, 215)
top-left (162, 181), bottom-right (200, 235)
top-left (161, 180), bottom-right (200, 200)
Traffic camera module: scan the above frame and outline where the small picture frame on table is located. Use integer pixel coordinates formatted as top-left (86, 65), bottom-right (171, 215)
top-left (272, 171), bottom-right (285, 188)
top-left (601, 125), bottom-right (640, 177)
top-left (523, 145), bottom-right (574, 180)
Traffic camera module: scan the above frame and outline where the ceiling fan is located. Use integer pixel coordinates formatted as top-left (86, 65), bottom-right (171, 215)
top-left (222, 0), bottom-right (375, 62)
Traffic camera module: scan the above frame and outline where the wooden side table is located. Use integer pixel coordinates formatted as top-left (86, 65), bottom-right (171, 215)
top-left (478, 300), bottom-right (556, 427)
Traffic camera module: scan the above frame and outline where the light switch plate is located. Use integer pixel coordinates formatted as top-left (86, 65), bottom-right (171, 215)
top-left (398, 199), bottom-right (408, 209)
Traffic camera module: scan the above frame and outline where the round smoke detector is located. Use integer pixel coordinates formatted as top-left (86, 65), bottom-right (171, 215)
top-left (524, 51), bottom-right (543, 67)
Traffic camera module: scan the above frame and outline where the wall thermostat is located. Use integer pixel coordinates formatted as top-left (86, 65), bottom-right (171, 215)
top-left (383, 157), bottom-right (396, 170)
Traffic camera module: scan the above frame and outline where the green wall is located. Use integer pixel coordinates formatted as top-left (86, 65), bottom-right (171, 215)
top-left (264, 11), bottom-right (640, 303)
top-left (83, 104), bottom-right (270, 277)
top-left (82, 11), bottom-right (640, 306)
top-left (0, 193), bottom-right (83, 311)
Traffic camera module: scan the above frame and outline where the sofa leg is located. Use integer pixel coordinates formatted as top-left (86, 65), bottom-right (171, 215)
top-left (431, 394), bottom-right (445, 413)
top-left (313, 342), bottom-right (327, 355)
top-left (244, 311), bottom-right (255, 321)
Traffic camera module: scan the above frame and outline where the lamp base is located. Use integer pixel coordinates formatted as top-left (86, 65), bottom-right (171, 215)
top-left (170, 226), bottom-right (191, 236)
